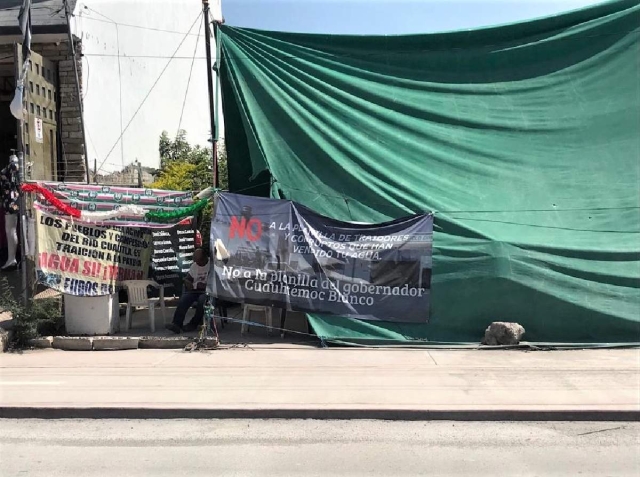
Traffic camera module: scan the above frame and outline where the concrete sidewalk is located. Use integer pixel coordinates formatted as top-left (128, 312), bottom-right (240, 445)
top-left (0, 348), bottom-right (638, 420)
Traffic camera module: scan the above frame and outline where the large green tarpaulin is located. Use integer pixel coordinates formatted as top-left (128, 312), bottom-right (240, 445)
top-left (219, 0), bottom-right (640, 344)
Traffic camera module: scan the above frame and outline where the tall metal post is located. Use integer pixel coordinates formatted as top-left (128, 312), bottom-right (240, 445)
top-left (212, 21), bottom-right (221, 187)
top-left (17, 152), bottom-right (28, 307)
top-left (203, 0), bottom-right (218, 187)
top-left (137, 160), bottom-right (143, 187)
top-left (63, 0), bottom-right (91, 184)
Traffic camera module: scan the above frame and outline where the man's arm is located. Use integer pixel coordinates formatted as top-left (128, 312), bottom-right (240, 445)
top-left (184, 273), bottom-right (194, 290)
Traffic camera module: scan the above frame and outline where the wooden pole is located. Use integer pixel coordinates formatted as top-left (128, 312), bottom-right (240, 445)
top-left (203, 0), bottom-right (218, 187)
top-left (63, 0), bottom-right (91, 184)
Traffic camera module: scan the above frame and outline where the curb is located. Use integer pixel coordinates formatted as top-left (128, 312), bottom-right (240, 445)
top-left (0, 408), bottom-right (638, 421)
top-left (139, 337), bottom-right (217, 349)
top-left (93, 337), bottom-right (139, 351)
top-left (19, 336), bottom-right (217, 351)
top-left (27, 337), bottom-right (53, 349)
top-left (139, 337), bottom-right (194, 349)
top-left (52, 337), bottom-right (93, 351)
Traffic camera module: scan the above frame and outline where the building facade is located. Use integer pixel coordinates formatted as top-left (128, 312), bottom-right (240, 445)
top-left (1, 0), bottom-right (217, 181)
top-left (0, 0), bottom-right (85, 181)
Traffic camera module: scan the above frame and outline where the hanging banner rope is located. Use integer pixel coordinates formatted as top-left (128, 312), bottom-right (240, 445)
top-left (145, 199), bottom-right (209, 222)
top-left (21, 183), bottom-right (81, 219)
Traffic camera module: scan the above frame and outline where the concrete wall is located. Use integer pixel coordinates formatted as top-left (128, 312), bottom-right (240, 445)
top-left (33, 40), bottom-right (86, 182)
top-left (0, 40), bottom-right (86, 181)
top-left (72, 0), bottom-right (222, 174)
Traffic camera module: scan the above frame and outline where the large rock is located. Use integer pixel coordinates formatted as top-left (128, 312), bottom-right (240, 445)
top-left (482, 322), bottom-right (525, 346)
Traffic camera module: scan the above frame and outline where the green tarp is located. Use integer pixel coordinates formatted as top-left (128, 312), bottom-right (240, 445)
top-left (219, 0), bottom-right (640, 344)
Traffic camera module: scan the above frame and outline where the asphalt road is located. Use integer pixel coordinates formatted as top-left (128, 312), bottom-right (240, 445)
top-left (0, 419), bottom-right (638, 476)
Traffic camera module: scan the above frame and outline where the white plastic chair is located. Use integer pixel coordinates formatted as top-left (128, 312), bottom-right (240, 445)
top-left (123, 280), bottom-right (166, 332)
top-left (241, 304), bottom-right (274, 336)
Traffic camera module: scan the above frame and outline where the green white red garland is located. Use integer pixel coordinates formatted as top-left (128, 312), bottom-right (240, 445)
top-left (80, 204), bottom-right (147, 222)
top-left (21, 183), bottom-right (81, 218)
top-left (22, 183), bottom-right (213, 223)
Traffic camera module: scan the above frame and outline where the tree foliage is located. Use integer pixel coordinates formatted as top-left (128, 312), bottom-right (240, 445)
top-left (152, 130), bottom-right (228, 249)
top-left (151, 160), bottom-right (198, 191)
top-left (153, 130), bottom-right (228, 192)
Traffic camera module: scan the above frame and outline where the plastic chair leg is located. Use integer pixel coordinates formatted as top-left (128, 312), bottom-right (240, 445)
top-left (125, 304), bottom-right (132, 330)
top-left (266, 308), bottom-right (273, 336)
top-left (149, 306), bottom-right (156, 333)
top-left (160, 300), bottom-right (166, 325)
top-left (241, 307), bottom-right (250, 335)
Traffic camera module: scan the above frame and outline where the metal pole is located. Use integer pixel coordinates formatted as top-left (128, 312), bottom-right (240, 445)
top-left (212, 21), bottom-right (221, 188)
top-left (17, 152), bottom-right (28, 308)
top-left (137, 160), bottom-right (143, 188)
top-left (63, 0), bottom-right (91, 184)
top-left (203, 0), bottom-right (218, 187)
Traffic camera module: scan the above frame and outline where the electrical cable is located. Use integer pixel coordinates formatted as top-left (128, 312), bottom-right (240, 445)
top-left (176, 15), bottom-right (203, 138)
top-left (79, 6), bottom-right (203, 36)
top-left (83, 53), bottom-right (208, 60)
top-left (96, 11), bottom-right (203, 173)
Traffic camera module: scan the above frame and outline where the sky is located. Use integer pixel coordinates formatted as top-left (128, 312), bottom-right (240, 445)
top-left (80, 0), bottom-right (609, 171)
top-left (221, 0), bottom-right (607, 34)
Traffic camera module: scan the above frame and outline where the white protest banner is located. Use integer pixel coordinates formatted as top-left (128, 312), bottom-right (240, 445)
top-left (35, 210), bottom-right (152, 296)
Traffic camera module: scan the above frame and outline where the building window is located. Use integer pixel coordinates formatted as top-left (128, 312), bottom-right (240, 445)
top-left (36, 84), bottom-right (40, 95)
top-left (49, 110), bottom-right (53, 120)
top-left (29, 82), bottom-right (33, 93)
top-left (43, 108), bottom-right (47, 118)
top-left (44, 68), bottom-right (48, 80)
top-left (30, 103), bottom-right (34, 114)
top-left (25, 144), bottom-right (30, 155)
top-left (48, 89), bottom-right (52, 100)
top-left (36, 105), bottom-right (41, 116)
top-left (36, 64), bottom-right (39, 75)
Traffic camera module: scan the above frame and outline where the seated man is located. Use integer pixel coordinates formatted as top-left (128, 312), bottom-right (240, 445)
top-left (166, 248), bottom-right (210, 333)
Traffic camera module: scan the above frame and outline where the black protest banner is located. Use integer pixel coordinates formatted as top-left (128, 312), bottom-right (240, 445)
top-left (209, 193), bottom-right (433, 323)
top-left (149, 223), bottom-right (196, 297)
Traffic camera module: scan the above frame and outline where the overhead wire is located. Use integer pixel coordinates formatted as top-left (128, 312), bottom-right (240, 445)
top-left (83, 53), bottom-right (208, 60)
top-left (96, 11), bottom-right (203, 174)
top-left (78, 6), bottom-right (203, 36)
top-left (177, 15), bottom-right (204, 137)
top-left (74, 6), bottom-right (125, 169)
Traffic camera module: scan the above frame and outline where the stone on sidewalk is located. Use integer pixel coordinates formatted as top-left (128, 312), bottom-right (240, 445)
top-left (482, 322), bottom-right (525, 346)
